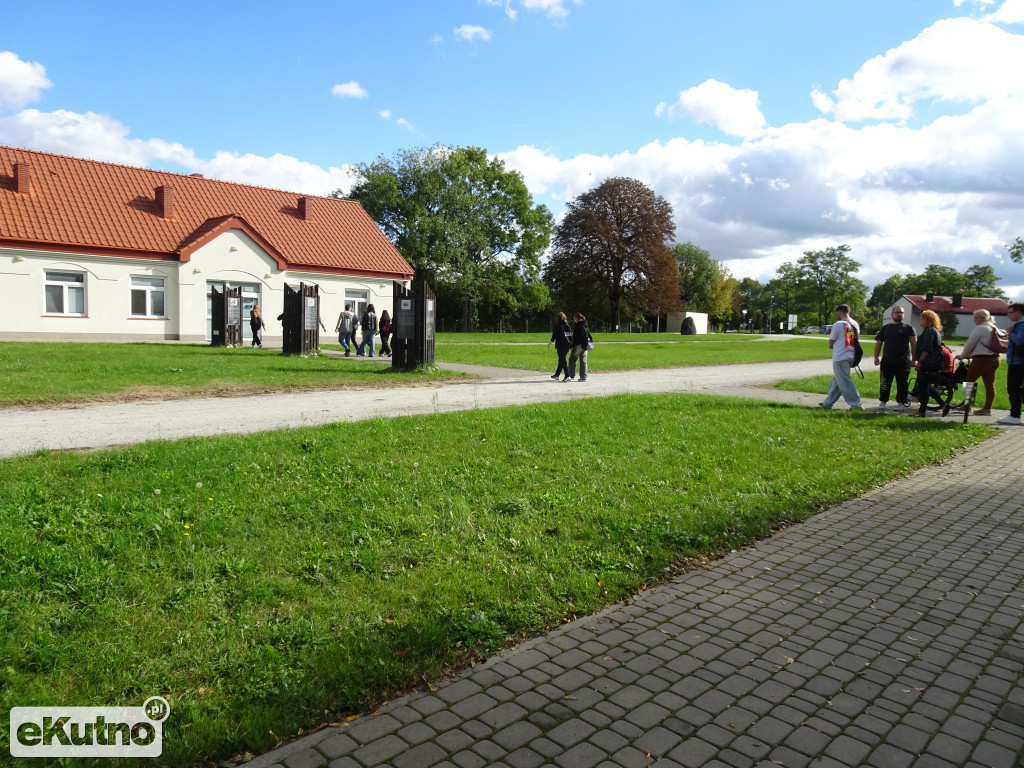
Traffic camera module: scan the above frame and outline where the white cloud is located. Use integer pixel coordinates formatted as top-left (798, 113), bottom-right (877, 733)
top-left (814, 18), bottom-right (1024, 123)
top-left (0, 51), bottom-right (53, 110)
top-left (378, 109), bottom-right (392, 119)
top-left (396, 118), bottom-right (414, 131)
top-left (198, 152), bottom-right (358, 196)
top-left (0, 107), bottom-right (356, 196)
top-left (454, 24), bottom-right (493, 42)
top-left (479, 0), bottom-right (580, 19)
top-left (499, 90), bottom-right (1024, 294)
top-left (331, 80), bottom-right (368, 99)
top-left (986, 0), bottom-right (1024, 22)
top-left (521, 0), bottom-right (581, 18)
top-left (659, 79), bottom-right (766, 138)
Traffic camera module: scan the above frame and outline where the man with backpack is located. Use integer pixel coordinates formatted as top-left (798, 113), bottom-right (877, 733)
top-left (819, 304), bottom-right (863, 411)
top-left (872, 306), bottom-right (916, 411)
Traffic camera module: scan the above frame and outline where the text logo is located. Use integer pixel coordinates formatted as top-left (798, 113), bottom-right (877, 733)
top-left (10, 697), bottom-right (170, 757)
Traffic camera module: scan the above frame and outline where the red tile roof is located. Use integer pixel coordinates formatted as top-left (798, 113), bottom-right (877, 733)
top-left (0, 145), bottom-right (413, 279)
top-left (905, 295), bottom-right (1008, 315)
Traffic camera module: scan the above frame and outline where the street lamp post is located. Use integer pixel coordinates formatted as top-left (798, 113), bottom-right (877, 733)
top-left (768, 296), bottom-right (774, 335)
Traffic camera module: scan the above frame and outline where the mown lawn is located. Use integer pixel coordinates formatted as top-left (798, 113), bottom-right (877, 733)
top-left (435, 337), bottom-right (830, 371)
top-left (0, 393), bottom-right (990, 766)
top-left (0, 342), bottom-right (463, 407)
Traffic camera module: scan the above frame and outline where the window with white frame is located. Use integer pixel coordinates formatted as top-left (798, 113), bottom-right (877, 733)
top-left (44, 271), bottom-right (86, 315)
top-left (130, 276), bottom-right (166, 317)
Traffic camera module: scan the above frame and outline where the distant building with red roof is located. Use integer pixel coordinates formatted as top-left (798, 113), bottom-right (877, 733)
top-left (0, 145), bottom-right (413, 342)
top-left (885, 294), bottom-right (1010, 336)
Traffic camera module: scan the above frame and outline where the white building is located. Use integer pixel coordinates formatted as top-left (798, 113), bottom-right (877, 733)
top-left (884, 294), bottom-right (1010, 336)
top-left (0, 145), bottom-right (413, 343)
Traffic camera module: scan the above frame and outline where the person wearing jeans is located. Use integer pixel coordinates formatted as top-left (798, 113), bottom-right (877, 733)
top-left (998, 303), bottom-right (1024, 425)
top-left (820, 304), bottom-right (862, 410)
top-left (566, 312), bottom-right (591, 382)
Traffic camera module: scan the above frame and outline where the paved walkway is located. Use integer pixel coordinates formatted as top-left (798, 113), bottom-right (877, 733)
top-left (249, 428), bottom-right (1024, 768)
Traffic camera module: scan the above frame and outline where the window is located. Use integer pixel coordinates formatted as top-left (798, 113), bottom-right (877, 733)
top-left (44, 271), bottom-right (85, 315)
top-left (131, 276), bottom-right (166, 317)
top-left (346, 289), bottom-right (369, 318)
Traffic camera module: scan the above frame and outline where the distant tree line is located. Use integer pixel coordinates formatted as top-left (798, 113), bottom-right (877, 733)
top-left (338, 144), bottom-right (1013, 334)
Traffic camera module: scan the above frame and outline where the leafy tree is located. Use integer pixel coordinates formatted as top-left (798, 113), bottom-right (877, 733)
top-left (795, 245), bottom-right (868, 324)
top-left (546, 177), bottom-right (678, 330)
top-left (736, 276), bottom-right (768, 331)
top-left (766, 262), bottom-right (802, 327)
top-left (338, 145), bottom-right (554, 331)
top-left (867, 274), bottom-right (908, 309)
top-left (963, 265), bottom-right (1006, 298)
top-left (1008, 237), bottom-right (1024, 263)
top-left (673, 242), bottom-right (717, 315)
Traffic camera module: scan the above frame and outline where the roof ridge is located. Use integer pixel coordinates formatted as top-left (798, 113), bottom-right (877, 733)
top-left (0, 143), bottom-right (358, 201)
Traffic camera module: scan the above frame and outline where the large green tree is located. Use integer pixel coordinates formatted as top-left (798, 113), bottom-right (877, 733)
top-left (673, 242), bottom-right (734, 319)
top-left (545, 177), bottom-right (677, 329)
top-left (337, 145), bottom-right (554, 330)
top-left (868, 264), bottom-right (1006, 306)
top-left (795, 245), bottom-right (868, 324)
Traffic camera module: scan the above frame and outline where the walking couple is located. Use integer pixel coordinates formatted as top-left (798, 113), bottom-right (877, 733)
top-left (548, 312), bottom-right (593, 382)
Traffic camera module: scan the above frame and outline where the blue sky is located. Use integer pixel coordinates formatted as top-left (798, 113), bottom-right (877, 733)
top-left (3, 0), bottom-right (1024, 298)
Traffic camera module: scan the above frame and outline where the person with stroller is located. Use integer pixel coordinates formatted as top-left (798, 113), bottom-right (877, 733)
top-left (954, 308), bottom-right (1000, 416)
top-left (547, 312), bottom-right (573, 380)
top-left (912, 310), bottom-right (943, 417)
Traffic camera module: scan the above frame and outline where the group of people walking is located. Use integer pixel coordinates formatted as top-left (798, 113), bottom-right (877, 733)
top-left (547, 312), bottom-right (593, 382)
top-left (334, 304), bottom-right (393, 358)
top-left (821, 301), bottom-right (1024, 423)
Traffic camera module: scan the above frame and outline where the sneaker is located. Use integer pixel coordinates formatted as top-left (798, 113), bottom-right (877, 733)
top-left (893, 403), bottom-right (906, 411)
top-left (551, 374), bottom-right (560, 380)
top-left (996, 415), bottom-right (1022, 425)
top-left (850, 405), bottom-right (864, 411)
top-left (818, 402), bottom-right (832, 409)
top-left (872, 404), bottom-right (888, 412)
top-left (563, 377), bottom-right (574, 382)
top-left (579, 378), bottom-right (587, 382)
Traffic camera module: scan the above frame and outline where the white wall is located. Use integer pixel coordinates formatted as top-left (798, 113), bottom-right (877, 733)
top-left (666, 312), bottom-right (709, 334)
top-left (0, 232), bottom-right (403, 343)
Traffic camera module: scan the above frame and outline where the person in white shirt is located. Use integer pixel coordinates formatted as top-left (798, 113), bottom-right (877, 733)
top-left (819, 303), bottom-right (863, 410)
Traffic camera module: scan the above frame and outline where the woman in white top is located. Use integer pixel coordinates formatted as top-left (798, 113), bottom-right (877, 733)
top-left (955, 308), bottom-right (1001, 415)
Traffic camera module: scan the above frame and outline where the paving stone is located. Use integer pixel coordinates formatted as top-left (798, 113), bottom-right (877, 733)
top-left (554, 742), bottom-right (607, 768)
top-left (546, 718), bottom-right (596, 748)
top-left (283, 749), bottom-right (327, 768)
top-left (351, 735), bottom-right (407, 766)
top-left (667, 737), bottom-right (719, 768)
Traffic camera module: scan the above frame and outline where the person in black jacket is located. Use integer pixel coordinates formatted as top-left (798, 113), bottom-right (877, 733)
top-left (566, 313), bottom-right (592, 382)
top-left (547, 312), bottom-right (573, 380)
top-left (249, 305), bottom-right (266, 348)
top-left (912, 310), bottom-right (943, 417)
top-left (379, 309), bottom-right (393, 357)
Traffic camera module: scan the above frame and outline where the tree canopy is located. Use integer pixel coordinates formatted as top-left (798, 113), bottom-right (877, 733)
top-left (867, 263), bottom-right (1007, 307)
top-left (545, 177), bottom-right (678, 328)
top-left (337, 145), bottom-right (554, 330)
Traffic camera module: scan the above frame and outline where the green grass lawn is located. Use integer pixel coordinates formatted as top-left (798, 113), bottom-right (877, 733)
top-left (434, 332), bottom-right (763, 344)
top-left (436, 337), bottom-right (829, 371)
top-left (776, 365), bottom-right (1012, 410)
top-left (0, 393), bottom-right (990, 766)
top-left (0, 342), bottom-right (464, 407)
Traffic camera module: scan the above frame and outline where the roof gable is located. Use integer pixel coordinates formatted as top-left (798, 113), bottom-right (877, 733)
top-left (0, 145), bottom-right (413, 279)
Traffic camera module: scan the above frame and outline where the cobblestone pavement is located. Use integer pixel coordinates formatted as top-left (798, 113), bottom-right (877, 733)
top-left (249, 428), bottom-right (1024, 768)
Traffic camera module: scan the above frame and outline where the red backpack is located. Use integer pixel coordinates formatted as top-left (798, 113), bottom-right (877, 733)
top-left (939, 344), bottom-right (955, 374)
